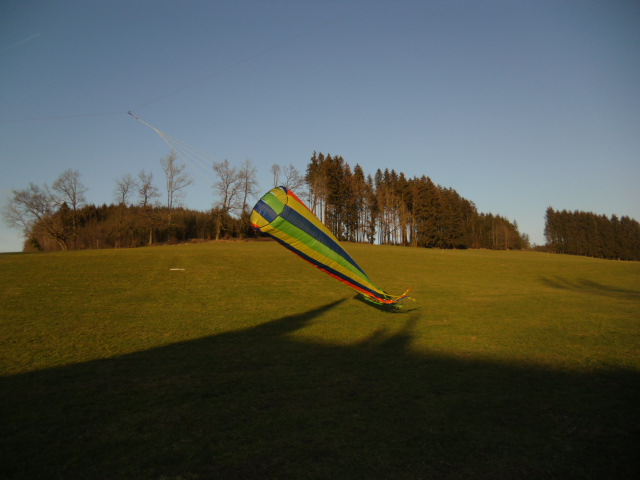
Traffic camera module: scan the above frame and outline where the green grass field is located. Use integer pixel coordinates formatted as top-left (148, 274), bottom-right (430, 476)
top-left (1, 242), bottom-right (639, 479)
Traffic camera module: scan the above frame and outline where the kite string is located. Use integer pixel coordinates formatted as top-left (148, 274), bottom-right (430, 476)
top-left (128, 112), bottom-right (216, 177)
top-left (155, 129), bottom-right (213, 175)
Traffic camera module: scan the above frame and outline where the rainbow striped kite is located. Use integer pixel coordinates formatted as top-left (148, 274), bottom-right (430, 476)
top-left (251, 186), bottom-right (411, 306)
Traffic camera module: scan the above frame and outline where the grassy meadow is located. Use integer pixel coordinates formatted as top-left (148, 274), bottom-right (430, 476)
top-left (1, 242), bottom-right (639, 479)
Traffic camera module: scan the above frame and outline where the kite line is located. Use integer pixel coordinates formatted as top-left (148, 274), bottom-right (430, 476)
top-left (128, 111), bottom-right (216, 177)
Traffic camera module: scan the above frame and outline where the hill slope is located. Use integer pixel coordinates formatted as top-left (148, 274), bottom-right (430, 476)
top-left (1, 244), bottom-right (639, 478)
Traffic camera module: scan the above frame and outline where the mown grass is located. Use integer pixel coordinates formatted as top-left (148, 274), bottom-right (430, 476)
top-left (1, 242), bottom-right (639, 479)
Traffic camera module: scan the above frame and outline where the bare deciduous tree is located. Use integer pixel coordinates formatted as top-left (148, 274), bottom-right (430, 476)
top-left (136, 170), bottom-right (161, 245)
top-left (270, 164), bottom-right (281, 187)
top-left (281, 163), bottom-right (305, 192)
top-left (2, 182), bottom-right (68, 250)
top-left (52, 169), bottom-right (86, 211)
top-left (137, 170), bottom-right (160, 207)
top-left (114, 173), bottom-right (137, 205)
top-left (212, 159), bottom-right (240, 213)
top-left (271, 163), bottom-right (305, 192)
top-left (161, 152), bottom-right (193, 226)
top-left (237, 159), bottom-right (259, 238)
top-left (51, 169), bottom-right (87, 248)
top-left (212, 159), bottom-right (242, 240)
top-left (238, 159), bottom-right (258, 215)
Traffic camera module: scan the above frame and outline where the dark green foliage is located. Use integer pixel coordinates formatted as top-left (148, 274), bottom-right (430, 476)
top-left (18, 153), bottom-right (532, 252)
top-left (545, 207), bottom-right (640, 260)
top-left (305, 153), bottom-right (527, 250)
top-left (25, 204), bottom-right (255, 251)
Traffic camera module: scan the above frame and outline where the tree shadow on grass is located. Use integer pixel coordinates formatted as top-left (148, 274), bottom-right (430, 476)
top-left (540, 276), bottom-right (640, 300)
top-left (2, 300), bottom-right (639, 479)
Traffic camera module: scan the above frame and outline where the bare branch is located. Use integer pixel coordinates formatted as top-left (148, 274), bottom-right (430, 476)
top-left (2, 183), bottom-right (67, 249)
top-left (161, 151), bottom-right (193, 211)
top-left (281, 163), bottom-right (305, 192)
top-left (114, 173), bottom-right (137, 205)
top-left (137, 170), bottom-right (160, 207)
top-left (212, 159), bottom-right (241, 214)
top-left (270, 164), bottom-right (281, 188)
top-left (238, 159), bottom-right (259, 214)
top-left (52, 169), bottom-right (87, 212)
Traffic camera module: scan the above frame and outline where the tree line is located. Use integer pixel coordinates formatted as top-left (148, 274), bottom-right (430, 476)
top-left (544, 207), bottom-right (640, 261)
top-left (3, 153), bottom-right (260, 251)
top-left (20, 203), bottom-right (255, 251)
top-left (5, 150), bottom-right (529, 252)
top-left (305, 152), bottom-right (528, 250)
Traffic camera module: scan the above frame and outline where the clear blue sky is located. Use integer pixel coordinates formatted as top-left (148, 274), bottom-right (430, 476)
top-left (2, 0), bottom-right (639, 251)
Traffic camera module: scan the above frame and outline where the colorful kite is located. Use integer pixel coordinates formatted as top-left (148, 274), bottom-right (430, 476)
top-left (251, 186), bottom-right (411, 306)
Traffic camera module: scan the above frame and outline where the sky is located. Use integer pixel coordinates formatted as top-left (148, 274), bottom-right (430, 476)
top-left (1, 0), bottom-right (639, 252)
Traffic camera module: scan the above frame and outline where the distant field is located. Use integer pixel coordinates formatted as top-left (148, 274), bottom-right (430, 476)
top-left (1, 242), bottom-right (639, 479)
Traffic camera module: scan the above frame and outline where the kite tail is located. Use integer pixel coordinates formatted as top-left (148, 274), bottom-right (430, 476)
top-left (361, 287), bottom-right (414, 306)
top-left (384, 287), bottom-right (414, 303)
top-left (392, 287), bottom-right (414, 303)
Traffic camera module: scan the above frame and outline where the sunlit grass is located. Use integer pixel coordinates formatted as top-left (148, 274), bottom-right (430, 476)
top-left (1, 243), bottom-right (639, 478)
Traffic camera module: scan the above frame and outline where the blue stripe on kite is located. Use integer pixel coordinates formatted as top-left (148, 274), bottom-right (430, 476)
top-left (279, 204), bottom-right (367, 276)
top-left (253, 200), bottom-right (278, 225)
top-left (265, 231), bottom-right (389, 302)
